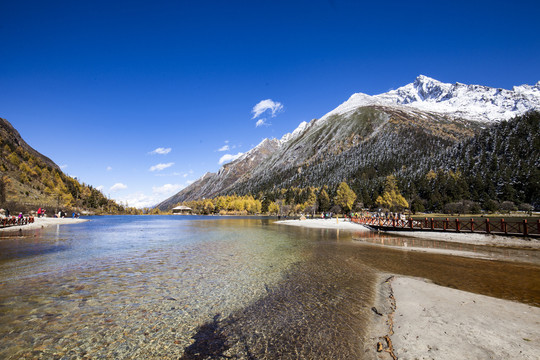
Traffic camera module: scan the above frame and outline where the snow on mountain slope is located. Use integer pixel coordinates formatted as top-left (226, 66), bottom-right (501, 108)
top-left (280, 121), bottom-right (309, 144)
top-left (320, 75), bottom-right (540, 123)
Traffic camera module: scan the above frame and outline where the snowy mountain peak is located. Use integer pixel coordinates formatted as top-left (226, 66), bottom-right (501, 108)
top-left (413, 74), bottom-right (443, 88)
top-left (280, 121), bottom-right (309, 144)
top-left (234, 138), bottom-right (280, 163)
top-left (321, 75), bottom-right (540, 122)
top-left (514, 81), bottom-right (540, 92)
top-left (410, 74), bottom-right (452, 102)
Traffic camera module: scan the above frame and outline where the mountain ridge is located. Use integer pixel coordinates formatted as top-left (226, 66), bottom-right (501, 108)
top-left (0, 117), bottom-right (59, 171)
top-left (156, 76), bottom-right (540, 210)
top-left (320, 75), bottom-right (540, 123)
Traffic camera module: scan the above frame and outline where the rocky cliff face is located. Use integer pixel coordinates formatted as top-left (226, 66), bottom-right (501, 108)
top-left (156, 76), bottom-right (540, 210)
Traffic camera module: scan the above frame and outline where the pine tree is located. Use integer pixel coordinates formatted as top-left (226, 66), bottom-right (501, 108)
top-left (318, 188), bottom-right (331, 212)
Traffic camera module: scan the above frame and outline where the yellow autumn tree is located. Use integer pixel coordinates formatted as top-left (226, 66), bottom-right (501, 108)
top-left (334, 181), bottom-right (357, 213)
top-left (268, 201), bottom-right (280, 215)
top-left (202, 199), bottom-right (215, 214)
top-left (376, 175), bottom-right (409, 211)
top-left (7, 152), bottom-right (20, 166)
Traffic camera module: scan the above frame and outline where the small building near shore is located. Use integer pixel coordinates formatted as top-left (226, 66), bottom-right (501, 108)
top-left (172, 205), bottom-right (192, 215)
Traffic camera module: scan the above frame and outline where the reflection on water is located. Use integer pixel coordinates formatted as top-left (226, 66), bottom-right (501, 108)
top-left (0, 216), bottom-right (539, 359)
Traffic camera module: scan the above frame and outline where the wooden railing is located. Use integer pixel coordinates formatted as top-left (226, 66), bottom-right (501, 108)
top-left (0, 216), bottom-right (35, 228)
top-left (351, 217), bottom-right (540, 238)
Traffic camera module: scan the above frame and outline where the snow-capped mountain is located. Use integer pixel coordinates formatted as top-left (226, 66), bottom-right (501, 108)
top-left (156, 76), bottom-right (539, 209)
top-left (321, 75), bottom-right (540, 123)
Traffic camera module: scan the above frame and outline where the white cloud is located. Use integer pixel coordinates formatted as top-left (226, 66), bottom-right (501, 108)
top-left (106, 166), bottom-right (112, 171)
top-left (219, 152), bottom-right (244, 165)
top-left (112, 180), bottom-right (191, 208)
top-left (149, 162), bottom-right (174, 172)
top-left (114, 192), bottom-right (154, 208)
top-left (96, 185), bottom-right (104, 191)
top-left (255, 118), bottom-right (270, 127)
top-left (152, 183), bottom-right (184, 196)
top-left (60, 164), bottom-right (68, 170)
top-left (150, 147), bottom-right (172, 155)
top-left (110, 183), bottom-right (127, 192)
top-left (154, 171), bottom-right (185, 177)
top-left (251, 99), bottom-right (283, 119)
top-left (218, 144), bottom-right (230, 151)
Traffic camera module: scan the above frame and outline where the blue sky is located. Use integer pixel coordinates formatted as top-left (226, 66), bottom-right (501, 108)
top-left (1, 0), bottom-right (539, 207)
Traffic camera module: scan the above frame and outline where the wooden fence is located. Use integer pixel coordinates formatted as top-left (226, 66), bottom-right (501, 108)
top-left (351, 217), bottom-right (540, 238)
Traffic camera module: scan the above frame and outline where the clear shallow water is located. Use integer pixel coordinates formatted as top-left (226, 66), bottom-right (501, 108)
top-left (0, 216), bottom-right (539, 359)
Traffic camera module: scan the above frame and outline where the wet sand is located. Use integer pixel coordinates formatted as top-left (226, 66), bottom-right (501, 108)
top-left (384, 277), bottom-right (540, 360)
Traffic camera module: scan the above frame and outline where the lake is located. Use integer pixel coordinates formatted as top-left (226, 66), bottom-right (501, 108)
top-left (1, 216), bottom-right (539, 359)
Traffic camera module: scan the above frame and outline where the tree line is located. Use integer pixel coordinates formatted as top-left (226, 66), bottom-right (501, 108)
top-left (167, 177), bottom-right (412, 216)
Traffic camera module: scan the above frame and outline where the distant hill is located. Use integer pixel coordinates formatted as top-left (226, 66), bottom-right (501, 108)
top-left (0, 117), bottom-right (128, 214)
top-left (157, 76), bottom-right (540, 212)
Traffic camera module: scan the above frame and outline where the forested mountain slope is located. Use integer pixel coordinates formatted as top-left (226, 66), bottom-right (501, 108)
top-left (0, 117), bottom-right (128, 213)
top-left (157, 76), bottom-right (540, 211)
top-left (405, 111), bottom-right (540, 210)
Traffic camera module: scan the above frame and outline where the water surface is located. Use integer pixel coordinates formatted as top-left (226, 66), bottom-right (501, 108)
top-left (0, 216), bottom-right (538, 359)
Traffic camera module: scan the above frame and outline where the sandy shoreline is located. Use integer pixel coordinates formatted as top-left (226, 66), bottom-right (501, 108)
top-left (371, 276), bottom-right (540, 360)
top-left (0, 217), bottom-right (88, 233)
top-left (275, 218), bottom-right (370, 230)
top-left (382, 230), bottom-right (540, 249)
